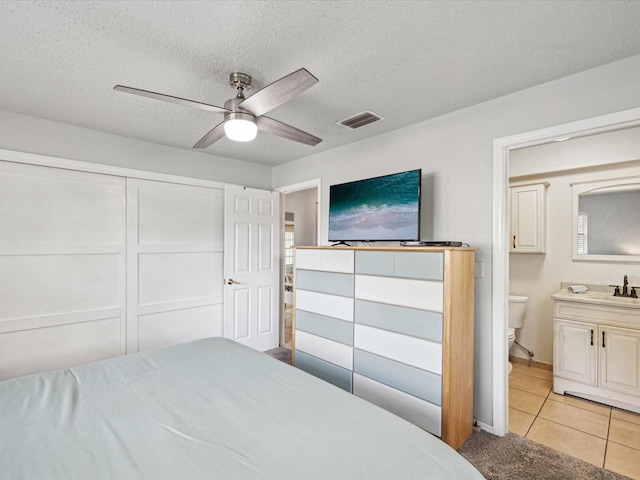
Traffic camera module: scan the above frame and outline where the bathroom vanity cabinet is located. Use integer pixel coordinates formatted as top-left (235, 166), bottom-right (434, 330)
top-left (509, 182), bottom-right (548, 253)
top-left (553, 289), bottom-right (640, 413)
top-left (292, 246), bottom-right (475, 449)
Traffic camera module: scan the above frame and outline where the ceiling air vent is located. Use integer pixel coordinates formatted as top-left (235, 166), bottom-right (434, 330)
top-left (336, 110), bottom-right (384, 129)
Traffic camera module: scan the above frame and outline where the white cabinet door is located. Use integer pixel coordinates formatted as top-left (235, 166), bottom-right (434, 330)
top-left (554, 319), bottom-right (597, 385)
top-left (510, 183), bottom-right (547, 253)
top-left (224, 185), bottom-right (280, 351)
top-left (600, 325), bottom-right (640, 396)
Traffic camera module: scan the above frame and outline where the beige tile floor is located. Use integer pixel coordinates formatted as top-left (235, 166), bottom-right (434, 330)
top-left (509, 362), bottom-right (640, 479)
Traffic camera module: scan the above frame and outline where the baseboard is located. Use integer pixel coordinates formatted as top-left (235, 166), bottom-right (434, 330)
top-left (510, 355), bottom-right (552, 371)
top-left (476, 420), bottom-right (494, 434)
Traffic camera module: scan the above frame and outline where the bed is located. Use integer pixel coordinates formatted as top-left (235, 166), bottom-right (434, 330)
top-left (0, 338), bottom-right (483, 479)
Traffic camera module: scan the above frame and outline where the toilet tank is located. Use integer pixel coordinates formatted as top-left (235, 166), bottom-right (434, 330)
top-left (508, 295), bottom-right (528, 329)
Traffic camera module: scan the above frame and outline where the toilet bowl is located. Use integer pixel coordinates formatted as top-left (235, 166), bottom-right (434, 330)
top-left (508, 295), bottom-right (528, 374)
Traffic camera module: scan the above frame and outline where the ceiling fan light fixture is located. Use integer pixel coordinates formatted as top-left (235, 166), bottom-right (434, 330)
top-left (224, 112), bottom-right (257, 142)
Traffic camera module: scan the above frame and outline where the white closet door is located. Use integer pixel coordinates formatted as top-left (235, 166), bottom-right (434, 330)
top-left (0, 161), bottom-right (126, 380)
top-left (127, 179), bottom-right (224, 353)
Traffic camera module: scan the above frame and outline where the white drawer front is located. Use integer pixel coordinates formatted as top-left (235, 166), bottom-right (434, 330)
top-left (296, 290), bottom-right (354, 322)
top-left (295, 249), bottom-right (354, 273)
top-left (354, 275), bottom-right (443, 312)
top-left (354, 324), bottom-right (442, 374)
top-left (353, 373), bottom-right (441, 437)
top-left (295, 330), bottom-right (353, 370)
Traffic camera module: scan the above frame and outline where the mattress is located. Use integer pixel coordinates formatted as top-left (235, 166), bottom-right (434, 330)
top-left (0, 338), bottom-right (483, 479)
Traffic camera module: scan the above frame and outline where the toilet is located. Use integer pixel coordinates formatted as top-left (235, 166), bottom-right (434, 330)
top-left (508, 295), bottom-right (528, 374)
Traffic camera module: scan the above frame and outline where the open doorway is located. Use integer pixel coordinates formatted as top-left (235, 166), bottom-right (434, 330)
top-left (276, 180), bottom-right (321, 348)
top-left (492, 107), bottom-right (640, 436)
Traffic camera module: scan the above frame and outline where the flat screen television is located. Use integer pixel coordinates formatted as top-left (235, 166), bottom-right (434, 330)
top-left (328, 169), bottom-right (421, 242)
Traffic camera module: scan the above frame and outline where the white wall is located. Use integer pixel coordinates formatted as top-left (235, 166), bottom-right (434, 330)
top-left (272, 54), bottom-right (640, 428)
top-left (510, 126), bottom-right (640, 178)
top-left (0, 110), bottom-right (272, 188)
top-left (285, 188), bottom-right (318, 247)
top-left (509, 128), bottom-right (640, 365)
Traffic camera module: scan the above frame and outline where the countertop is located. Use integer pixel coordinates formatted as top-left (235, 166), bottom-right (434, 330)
top-left (552, 288), bottom-right (640, 309)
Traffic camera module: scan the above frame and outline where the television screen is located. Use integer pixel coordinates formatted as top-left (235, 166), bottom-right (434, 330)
top-left (328, 169), bottom-right (421, 242)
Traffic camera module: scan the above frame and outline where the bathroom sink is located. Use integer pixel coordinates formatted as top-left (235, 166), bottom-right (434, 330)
top-left (552, 288), bottom-right (640, 308)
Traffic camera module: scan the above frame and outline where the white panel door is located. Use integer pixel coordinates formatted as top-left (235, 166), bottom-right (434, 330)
top-left (224, 185), bottom-right (280, 351)
top-left (127, 179), bottom-right (224, 353)
top-left (0, 160), bottom-right (125, 379)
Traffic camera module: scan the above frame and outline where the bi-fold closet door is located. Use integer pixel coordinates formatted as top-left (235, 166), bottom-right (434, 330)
top-left (0, 161), bottom-right (225, 380)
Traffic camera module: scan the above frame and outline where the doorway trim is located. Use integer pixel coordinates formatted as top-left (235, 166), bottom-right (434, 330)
top-left (275, 178), bottom-right (322, 245)
top-left (275, 178), bottom-right (322, 345)
top-left (492, 106), bottom-right (640, 436)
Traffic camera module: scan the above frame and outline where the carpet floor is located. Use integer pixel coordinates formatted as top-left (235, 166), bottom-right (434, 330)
top-left (263, 346), bottom-right (630, 479)
top-left (264, 346), bottom-right (292, 364)
top-left (458, 430), bottom-right (630, 480)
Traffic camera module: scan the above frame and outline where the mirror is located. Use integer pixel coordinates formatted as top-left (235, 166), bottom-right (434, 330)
top-left (573, 176), bottom-right (640, 261)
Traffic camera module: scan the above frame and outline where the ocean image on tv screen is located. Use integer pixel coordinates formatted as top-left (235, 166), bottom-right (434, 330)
top-left (329, 169), bottom-right (420, 241)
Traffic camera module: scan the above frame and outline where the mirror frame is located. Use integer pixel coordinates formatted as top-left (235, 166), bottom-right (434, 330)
top-left (572, 175), bottom-right (640, 262)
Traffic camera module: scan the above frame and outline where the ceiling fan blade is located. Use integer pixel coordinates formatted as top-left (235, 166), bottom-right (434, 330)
top-left (114, 85), bottom-right (230, 114)
top-left (238, 68), bottom-right (318, 117)
top-left (193, 122), bottom-right (226, 149)
top-left (256, 116), bottom-right (322, 146)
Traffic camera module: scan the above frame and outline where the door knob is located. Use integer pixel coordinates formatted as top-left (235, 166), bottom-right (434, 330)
top-left (225, 278), bottom-right (240, 285)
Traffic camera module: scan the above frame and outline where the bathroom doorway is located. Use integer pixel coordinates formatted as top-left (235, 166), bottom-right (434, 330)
top-left (492, 106), bottom-right (640, 436)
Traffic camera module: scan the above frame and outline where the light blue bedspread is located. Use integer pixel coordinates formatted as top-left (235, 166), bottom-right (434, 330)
top-left (0, 338), bottom-right (483, 479)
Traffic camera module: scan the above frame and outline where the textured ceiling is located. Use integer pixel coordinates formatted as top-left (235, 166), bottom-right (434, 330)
top-left (2, 1), bottom-right (640, 167)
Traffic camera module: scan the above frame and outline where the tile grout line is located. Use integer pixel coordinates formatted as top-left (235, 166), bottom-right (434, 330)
top-left (544, 396), bottom-right (612, 419)
top-left (602, 411), bottom-right (612, 469)
top-left (509, 384), bottom-right (551, 399)
top-left (535, 415), bottom-right (609, 443)
top-left (525, 386), bottom-right (552, 438)
top-left (512, 365), bottom-right (640, 476)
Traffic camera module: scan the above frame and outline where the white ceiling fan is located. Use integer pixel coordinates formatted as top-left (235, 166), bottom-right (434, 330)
top-left (114, 68), bottom-right (322, 148)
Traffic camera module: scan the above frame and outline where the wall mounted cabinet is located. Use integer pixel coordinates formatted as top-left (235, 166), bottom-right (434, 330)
top-left (293, 246), bottom-right (475, 449)
top-left (510, 182), bottom-right (549, 253)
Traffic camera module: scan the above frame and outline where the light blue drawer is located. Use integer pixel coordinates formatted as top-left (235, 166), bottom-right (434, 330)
top-left (353, 349), bottom-right (442, 406)
top-left (296, 269), bottom-right (354, 297)
top-left (354, 299), bottom-right (442, 343)
top-left (296, 310), bottom-right (354, 346)
top-left (295, 350), bottom-right (353, 392)
top-left (393, 251), bottom-right (443, 281)
top-left (356, 251), bottom-right (395, 276)
top-left (355, 251), bottom-right (443, 280)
